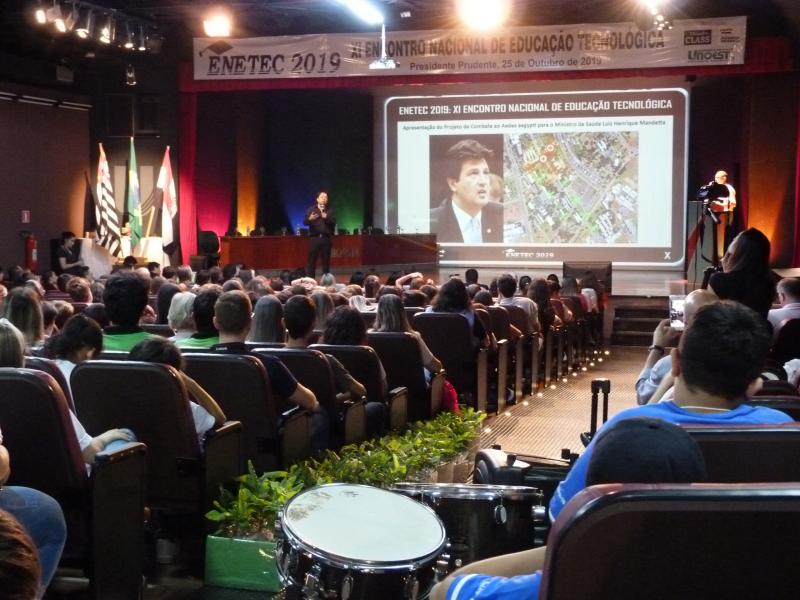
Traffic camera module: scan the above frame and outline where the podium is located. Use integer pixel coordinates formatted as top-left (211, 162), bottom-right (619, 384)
top-left (686, 200), bottom-right (715, 286)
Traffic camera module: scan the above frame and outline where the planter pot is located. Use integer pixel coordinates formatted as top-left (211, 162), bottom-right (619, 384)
top-left (436, 461), bottom-right (454, 483)
top-left (205, 534), bottom-right (282, 592)
top-left (453, 461), bottom-right (471, 483)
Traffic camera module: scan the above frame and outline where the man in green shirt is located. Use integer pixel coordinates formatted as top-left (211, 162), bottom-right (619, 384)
top-left (102, 271), bottom-right (155, 351)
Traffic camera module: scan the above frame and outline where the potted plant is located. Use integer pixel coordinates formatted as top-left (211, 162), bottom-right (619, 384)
top-left (205, 465), bottom-right (304, 592)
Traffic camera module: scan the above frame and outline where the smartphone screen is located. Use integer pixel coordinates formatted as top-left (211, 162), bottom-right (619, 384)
top-left (669, 295), bottom-right (686, 331)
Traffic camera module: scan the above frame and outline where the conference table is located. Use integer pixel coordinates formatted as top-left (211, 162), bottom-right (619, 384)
top-left (220, 234), bottom-right (438, 272)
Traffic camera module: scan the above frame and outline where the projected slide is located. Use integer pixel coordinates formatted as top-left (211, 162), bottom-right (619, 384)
top-left (383, 88), bottom-right (687, 267)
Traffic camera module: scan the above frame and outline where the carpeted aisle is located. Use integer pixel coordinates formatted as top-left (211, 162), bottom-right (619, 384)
top-left (480, 346), bottom-right (647, 459)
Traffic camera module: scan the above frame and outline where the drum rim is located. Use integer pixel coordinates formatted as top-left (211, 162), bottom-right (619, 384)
top-left (392, 482), bottom-right (543, 501)
top-left (280, 483), bottom-right (447, 572)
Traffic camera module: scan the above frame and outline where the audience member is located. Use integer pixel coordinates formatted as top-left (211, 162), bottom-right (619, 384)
top-left (428, 278), bottom-right (490, 350)
top-left (768, 277), bottom-right (800, 340)
top-left (175, 288), bottom-right (220, 349)
top-left (464, 268), bottom-right (488, 290)
top-left (708, 228), bottom-right (776, 319)
top-left (372, 294), bottom-right (442, 374)
top-left (2, 287), bottom-right (44, 350)
top-left (0, 429), bottom-right (66, 593)
top-left (65, 278), bottom-right (91, 303)
top-left (167, 292), bottom-right (196, 343)
top-left (636, 289), bottom-right (717, 405)
top-left (42, 314), bottom-right (136, 464)
top-left (41, 301), bottom-right (58, 338)
top-left (82, 303), bottom-right (109, 328)
top-left (528, 278), bottom-right (560, 332)
top-left (101, 272), bottom-right (153, 351)
top-left (129, 337), bottom-right (226, 443)
top-left (175, 265), bottom-right (193, 286)
top-left (249, 295), bottom-right (285, 344)
top-left (432, 418), bottom-right (708, 600)
top-left (317, 304), bottom-right (386, 436)
top-left (550, 301), bottom-right (792, 521)
top-left (403, 289), bottom-right (428, 308)
top-left (0, 509), bottom-right (42, 600)
top-left (155, 282), bottom-right (181, 326)
top-left (311, 290), bottom-right (335, 330)
top-left (497, 273), bottom-right (539, 335)
top-left (209, 291), bottom-right (325, 450)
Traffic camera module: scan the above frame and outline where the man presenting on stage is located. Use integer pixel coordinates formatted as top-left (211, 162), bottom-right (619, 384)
top-left (705, 170), bottom-right (737, 260)
top-left (304, 191), bottom-right (336, 278)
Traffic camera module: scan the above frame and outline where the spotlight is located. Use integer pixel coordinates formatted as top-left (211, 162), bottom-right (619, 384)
top-left (137, 25), bottom-right (146, 51)
top-left (47, 1), bottom-right (65, 32)
top-left (99, 13), bottom-right (114, 44)
top-left (76, 9), bottom-right (94, 38)
top-left (34, 0), bottom-right (47, 24)
top-left (340, 0), bottom-right (384, 25)
top-left (63, 2), bottom-right (78, 31)
top-left (125, 63), bottom-right (136, 86)
top-left (124, 22), bottom-right (134, 49)
top-left (536, 392), bottom-right (543, 398)
top-left (203, 10), bottom-right (231, 37)
top-left (456, 0), bottom-right (511, 31)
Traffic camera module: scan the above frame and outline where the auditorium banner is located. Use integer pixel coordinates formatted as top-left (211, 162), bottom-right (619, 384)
top-left (193, 16), bottom-right (746, 80)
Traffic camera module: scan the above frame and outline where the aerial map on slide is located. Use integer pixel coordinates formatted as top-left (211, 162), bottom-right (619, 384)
top-left (502, 131), bottom-right (639, 244)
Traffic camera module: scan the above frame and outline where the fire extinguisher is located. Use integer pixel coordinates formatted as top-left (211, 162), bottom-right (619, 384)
top-left (23, 232), bottom-right (38, 273)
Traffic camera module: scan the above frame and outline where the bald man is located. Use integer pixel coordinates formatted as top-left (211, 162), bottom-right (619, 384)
top-left (635, 289), bottom-right (717, 405)
top-left (709, 170), bottom-right (737, 259)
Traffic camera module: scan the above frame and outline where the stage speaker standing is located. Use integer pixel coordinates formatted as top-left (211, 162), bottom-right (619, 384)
top-left (304, 191), bottom-right (336, 278)
top-left (699, 170), bottom-right (737, 263)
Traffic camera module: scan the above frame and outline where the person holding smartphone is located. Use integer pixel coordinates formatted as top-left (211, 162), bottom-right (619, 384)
top-left (635, 289), bottom-right (716, 405)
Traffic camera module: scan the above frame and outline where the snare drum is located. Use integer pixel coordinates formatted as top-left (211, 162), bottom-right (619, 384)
top-left (278, 483), bottom-right (448, 599)
top-left (392, 483), bottom-right (543, 568)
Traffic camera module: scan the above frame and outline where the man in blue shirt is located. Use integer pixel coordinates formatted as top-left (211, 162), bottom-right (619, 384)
top-left (435, 301), bottom-right (791, 600)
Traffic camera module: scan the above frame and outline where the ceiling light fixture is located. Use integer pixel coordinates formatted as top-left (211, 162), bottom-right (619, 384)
top-left (76, 8), bottom-right (94, 38)
top-left (340, 0), bottom-right (384, 26)
top-left (99, 13), bottom-right (114, 44)
top-left (124, 21), bottom-right (134, 49)
top-left (34, 0), bottom-right (47, 24)
top-left (456, 0), bottom-right (511, 31)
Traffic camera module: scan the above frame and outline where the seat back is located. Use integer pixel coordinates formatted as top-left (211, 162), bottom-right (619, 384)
top-left (71, 360), bottom-right (201, 510)
top-left (413, 312), bottom-right (474, 392)
top-left (486, 305), bottom-right (512, 341)
top-left (244, 341), bottom-right (286, 350)
top-left (251, 348), bottom-right (338, 415)
top-left (311, 344), bottom-right (382, 403)
top-left (541, 483), bottom-right (800, 599)
top-left (24, 356), bottom-right (75, 411)
top-left (184, 353), bottom-right (281, 472)
top-left (772, 318), bottom-right (800, 364)
top-left (252, 347), bottom-right (364, 446)
top-left (746, 396), bottom-right (800, 420)
top-left (359, 311), bottom-right (377, 329)
top-left (682, 423), bottom-right (800, 482)
top-left (404, 307), bottom-right (423, 320)
top-left (757, 379), bottom-right (800, 397)
top-left (141, 323), bottom-right (175, 338)
top-left (0, 368), bottom-right (86, 498)
top-left (367, 331), bottom-right (437, 421)
top-left (502, 304), bottom-right (531, 336)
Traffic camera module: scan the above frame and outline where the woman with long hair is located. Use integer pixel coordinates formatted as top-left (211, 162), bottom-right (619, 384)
top-left (373, 294), bottom-right (442, 373)
top-left (528, 278), bottom-right (561, 333)
top-left (2, 287), bottom-right (44, 351)
top-left (156, 282), bottom-right (181, 325)
top-left (249, 295), bottom-right (285, 343)
top-left (709, 227), bottom-right (776, 319)
top-left (311, 290), bottom-right (335, 331)
top-left (429, 278), bottom-right (490, 349)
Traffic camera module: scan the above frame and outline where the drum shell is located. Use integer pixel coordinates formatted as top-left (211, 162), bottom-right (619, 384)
top-left (277, 483), bottom-right (447, 599)
top-left (278, 536), bottom-right (439, 599)
top-left (393, 483), bottom-right (542, 566)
